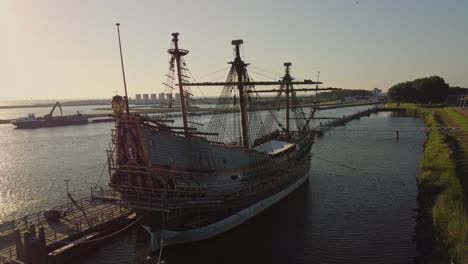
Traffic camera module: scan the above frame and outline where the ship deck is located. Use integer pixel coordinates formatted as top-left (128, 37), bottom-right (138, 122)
top-left (254, 139), bottom-right (295, 155)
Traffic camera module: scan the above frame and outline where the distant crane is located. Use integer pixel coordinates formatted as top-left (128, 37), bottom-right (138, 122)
top-left (44, 101), bottom-right (63, 120)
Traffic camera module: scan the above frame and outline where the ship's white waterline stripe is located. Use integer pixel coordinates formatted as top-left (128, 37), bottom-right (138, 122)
top-left (143, 171), bottom-right (310, 251)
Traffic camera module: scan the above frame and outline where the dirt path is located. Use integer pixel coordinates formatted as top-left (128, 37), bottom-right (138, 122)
top-left (456, 107), bottom-right (468, 119)
top-left (438, 108), bottom-right (468, 203)
top-left (449, 108), bottom-right (468, 148)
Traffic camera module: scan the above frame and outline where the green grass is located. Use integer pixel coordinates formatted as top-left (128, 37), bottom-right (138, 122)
top-left (421, 114), bottom-right (468, 263)
top-left (392, 104), bottom-right (468, 263)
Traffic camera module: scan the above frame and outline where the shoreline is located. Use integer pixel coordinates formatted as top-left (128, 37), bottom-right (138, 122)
top-left (0, 103), bottom-right (382, 125)
top-left (0, 100), bottom-right (111, 109)
top-left (394, 104), bottom-right (468, 263)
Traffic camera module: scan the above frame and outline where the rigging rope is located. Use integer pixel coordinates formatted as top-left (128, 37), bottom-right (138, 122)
top-left (157, 212), bottom-right (166, 264)
top-left (310, 154), bottom-right (357, 170)
top-left (195, 66), bottom-right (230, 81)
top-left (46, 214), bottom-right (143, 245)
top-left (204, 66), bottom-right (237, 142)
top-left (186, 68), bottom-right (212, 105)
top-left (249, 65), bottom-right (283, 77)
top-left (248, 68), bottom-right (279, 81)
top-left (93, 158), bottom-right (109, 191)
top-left (248, 79), bottom-right (283, 130)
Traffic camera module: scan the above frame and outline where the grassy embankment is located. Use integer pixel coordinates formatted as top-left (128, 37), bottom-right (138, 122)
top-left (392, 103), bottom-right (468, 263)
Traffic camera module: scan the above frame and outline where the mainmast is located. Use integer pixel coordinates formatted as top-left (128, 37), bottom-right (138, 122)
top-left (168, 33), bottom-right (189, 134)
top-left (230, 40), bottom-right (249, 149)
top-left (283, 62), bottom-right (292, 133)
top-left (181, 39), bottom-right (335, 147)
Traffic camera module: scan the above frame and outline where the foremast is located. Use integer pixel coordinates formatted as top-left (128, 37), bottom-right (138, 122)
top-left (283, 62), bottom-right (292, 133)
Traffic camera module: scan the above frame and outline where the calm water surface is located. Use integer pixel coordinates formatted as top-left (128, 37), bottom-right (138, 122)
top-left (0, 106), bottom-right (425, 263)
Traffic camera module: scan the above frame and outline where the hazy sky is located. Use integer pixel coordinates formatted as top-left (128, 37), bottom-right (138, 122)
top-left (1, 0), bottom-right (467, 100)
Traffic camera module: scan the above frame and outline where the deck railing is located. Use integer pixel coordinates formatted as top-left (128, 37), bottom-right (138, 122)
top-left (0, 195), bottom-right (93, 234)
top-left (93, 186), bottom-right (223, 211)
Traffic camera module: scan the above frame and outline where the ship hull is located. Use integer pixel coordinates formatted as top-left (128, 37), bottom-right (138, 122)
top-left (143, 158), bottom-right (310, 251)
top-left (110, 118), bottom-right (315, 252)
top-left (12, 118), bottom-right (88, 129)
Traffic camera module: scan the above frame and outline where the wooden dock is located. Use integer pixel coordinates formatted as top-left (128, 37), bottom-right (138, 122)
top-left (0, 192), bottom-right (135, 264)
top-left (318, 107), bottom-right (380, 129)
top-left (316, 106), bottom-right (406, 130)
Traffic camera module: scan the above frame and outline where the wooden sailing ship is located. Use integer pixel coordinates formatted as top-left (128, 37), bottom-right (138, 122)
top-left (107, 28), bottom-right (338, 251)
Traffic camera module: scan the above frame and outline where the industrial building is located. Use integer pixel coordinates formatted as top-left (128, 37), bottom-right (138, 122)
top-left (135, 94), bottom-right (142, 104)
top-left (150, 94), bottom-right (157, 104)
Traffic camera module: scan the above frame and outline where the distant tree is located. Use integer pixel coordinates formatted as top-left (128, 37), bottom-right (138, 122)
top-left (387, 81), bottom-right (419, 102)
top-left (387, 76), bottom-right (449, 103)
top-left (413, 76), bottom-right (449, 103)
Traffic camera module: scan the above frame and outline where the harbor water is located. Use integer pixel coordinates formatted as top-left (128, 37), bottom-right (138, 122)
top-left (0, 106), bottom-right (425, 263)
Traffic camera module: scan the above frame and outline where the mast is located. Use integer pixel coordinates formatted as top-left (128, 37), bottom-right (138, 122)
top-left (301, 71), bottom-right (323, 133)
top-left (231, 40), bottom-right (249, 149)
top-left (314, 71), bottom-right (320, 109)
top-left (178, 39), bottom-right (335, 145)
top-left (115, 23), bottom-right (130, 114)
top-left (168, 33), bottom-right (189, 134)
top-left (283, 62), bottom-right (292, 132)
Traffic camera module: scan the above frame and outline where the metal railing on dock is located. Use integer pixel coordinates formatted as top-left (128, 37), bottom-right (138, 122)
top-left (0, 193), bottom-right (134, 263)
top-left (0, 254), bottom-right (24, 264)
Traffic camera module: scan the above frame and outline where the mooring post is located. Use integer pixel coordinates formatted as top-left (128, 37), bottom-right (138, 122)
top-left (23, 231), bottom-right (31, 263)
top-left (29, 224), bottom-right (36, 237)
top-left (15, 229), bottom-right (23, 261)
top-left (38, 227), bottom-right (47, 264)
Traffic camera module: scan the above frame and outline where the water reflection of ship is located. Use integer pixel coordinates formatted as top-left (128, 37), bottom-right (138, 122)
top-left (107, 29), bottom-right (338, 251)
top-left (11, 101), bottom-right (88, 129)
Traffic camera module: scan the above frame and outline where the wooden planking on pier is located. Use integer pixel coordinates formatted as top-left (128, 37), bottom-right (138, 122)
top-left (0, 195), bottom-right (133, 263)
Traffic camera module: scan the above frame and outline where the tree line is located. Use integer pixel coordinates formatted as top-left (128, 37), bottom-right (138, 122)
top-left (314, 89), bottom-right (372, 102)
